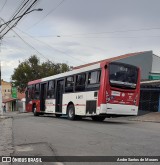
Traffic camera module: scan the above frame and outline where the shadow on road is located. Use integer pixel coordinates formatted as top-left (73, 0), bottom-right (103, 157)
top-left (37, 114), bottom-right (133, 125)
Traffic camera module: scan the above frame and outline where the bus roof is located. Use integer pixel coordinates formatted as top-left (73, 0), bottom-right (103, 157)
top-left (28, 62), bottom-right (101, 85)
top-left (28, 61), bottom-right (139, 86)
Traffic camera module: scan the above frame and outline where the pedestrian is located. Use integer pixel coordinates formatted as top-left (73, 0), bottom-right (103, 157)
top-left (3, 105), bottom-right (6, 113)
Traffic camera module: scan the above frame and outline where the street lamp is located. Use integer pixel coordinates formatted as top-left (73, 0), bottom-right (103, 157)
top-left (0, 8), bottom-right (43, 28)
top-left (0, 8), bottom-right (43, 114)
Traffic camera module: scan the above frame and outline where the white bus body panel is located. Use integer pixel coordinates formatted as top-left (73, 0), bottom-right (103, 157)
top-left (42, 63), bottom-right (100, 82)
top-left (99, 103), bottom-right (138, 116)
top-left (62, 91), bottom-right (98, 116)
top-left (45, 99), bottom-right (56, 113)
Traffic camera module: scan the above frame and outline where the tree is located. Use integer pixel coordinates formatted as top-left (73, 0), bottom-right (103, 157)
top-left (11, 55), bottom-right (71, 92)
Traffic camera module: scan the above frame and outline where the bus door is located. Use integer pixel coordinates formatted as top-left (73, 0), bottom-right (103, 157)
top-left (56, 79), bottom-right (64, 113)
top-left (40, 83), bottom-right (47, 111)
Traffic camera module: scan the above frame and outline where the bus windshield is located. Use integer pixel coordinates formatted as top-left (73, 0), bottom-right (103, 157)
top-left (109, 63), bottom-right (138, 89)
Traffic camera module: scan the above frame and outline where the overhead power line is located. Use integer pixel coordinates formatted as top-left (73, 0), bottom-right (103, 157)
top-left (12, 29), bottom-right (49, 62)
top-left (1, 0), bottom-right (36, 33)
top-left (32, 26), bottom-right (160, 38)
top-left (8, 0), bottom-right (26, 20)
top-left (27, 0), bottom-right (66, 30)
top-left (0, 9), bottom-right (43, 28)
top-left (0, 0), bottom-right (30, 33)
top-left (10, 28), bottom-right (75, 66)
top-left (15, 28), bottom-right (86, 64)
top-left (0, 0), bottom-right (41, 39)
top-left (0, 0), bottom-right (8, 13)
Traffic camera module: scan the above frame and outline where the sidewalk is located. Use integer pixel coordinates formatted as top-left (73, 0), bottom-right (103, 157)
top-left (130, 112), bottom-right (160, 123)
top-left (0, 116), bottom-right (14, 165)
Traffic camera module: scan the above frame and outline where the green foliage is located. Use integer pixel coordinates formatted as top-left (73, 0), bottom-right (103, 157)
top-left (11, 55), bottom-right (71, 92)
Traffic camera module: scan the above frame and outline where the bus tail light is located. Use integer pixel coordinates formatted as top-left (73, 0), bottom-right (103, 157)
top-left (106, 96), bottom-right (114, 103)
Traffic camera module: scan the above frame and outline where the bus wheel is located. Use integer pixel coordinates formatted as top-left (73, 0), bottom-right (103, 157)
top-left (33, 105), bottom-right (39, 116)
top-left (67, 104), bottom-right (76, 120)
top-left (91, 116), bottom-right (106, 121)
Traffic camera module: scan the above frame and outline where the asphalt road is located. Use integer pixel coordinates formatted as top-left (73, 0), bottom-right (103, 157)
top-left (11, 113), bottom-right (160, 165)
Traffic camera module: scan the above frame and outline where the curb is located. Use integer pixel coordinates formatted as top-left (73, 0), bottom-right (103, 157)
top-left (0, 116), bottom-right (12, 119)
top-left (129, 118), bottom-right (160, 123)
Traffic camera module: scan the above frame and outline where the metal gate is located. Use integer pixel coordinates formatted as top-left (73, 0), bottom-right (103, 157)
top-left (139, 90), bottom-right (159, 112)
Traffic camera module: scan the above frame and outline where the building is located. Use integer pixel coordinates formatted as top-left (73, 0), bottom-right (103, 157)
top-left (74, 51), bottom-right (160, 112)
top-left (1, 79), bottom-right (12, 99)
top-left (1, 80), bottom-right (25, 112)
top-left (140, 80), bottom-right (160, 112)
top-left (1, 80), bottom-right (16, 111)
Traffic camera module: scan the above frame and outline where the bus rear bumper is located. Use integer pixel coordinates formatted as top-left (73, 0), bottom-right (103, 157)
top-left (99, 103), bottom-right (138, 116)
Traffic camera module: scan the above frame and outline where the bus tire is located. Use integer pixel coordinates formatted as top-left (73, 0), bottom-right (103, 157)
top-left (91, 116), bottom-right (106, 121)
top-left (33, 105), bottom-right (39, 116)
top-left (67, 104), bottom-right (76, 120)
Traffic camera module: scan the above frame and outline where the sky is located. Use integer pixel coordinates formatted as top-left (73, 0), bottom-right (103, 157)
top-left (1, 0), bottom-right (160, 81)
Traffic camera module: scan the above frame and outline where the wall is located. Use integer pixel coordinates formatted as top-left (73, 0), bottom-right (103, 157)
top-left (151, 54), bottom-right (160, 73)
top-left (1, 80), bottom-right (12, 99)
top-left (115, 51), bottom-right (153, 80)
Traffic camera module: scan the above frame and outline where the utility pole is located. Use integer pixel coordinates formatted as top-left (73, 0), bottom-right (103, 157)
top-left (0, 61), bottom-right (3, 116)
top-left (0, 6), bottom-right (43, 115)
top-left (0, 18), bottom-right (2, 116)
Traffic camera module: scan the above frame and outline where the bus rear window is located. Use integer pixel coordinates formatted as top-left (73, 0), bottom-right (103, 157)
top-left (109, 63), bottom-right (138, 89)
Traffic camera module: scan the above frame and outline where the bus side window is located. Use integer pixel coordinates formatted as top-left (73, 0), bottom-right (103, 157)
top-left (47, 80), bottom-right (55, 99)
top-left (35, 84), bottom-right (40, 99)
top-left (75, 73), bottom-right (86, 91)
top-left (65, 76), bottom-right (74, 92)
top-left (88, 70), bottom-right (101, 84)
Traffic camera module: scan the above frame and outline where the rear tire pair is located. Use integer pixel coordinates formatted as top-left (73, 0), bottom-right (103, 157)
top-left (67, 104), bottom-right (105, 121)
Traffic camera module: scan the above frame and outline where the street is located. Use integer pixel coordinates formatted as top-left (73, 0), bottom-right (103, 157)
top-left (1, 112), bottom-right (160, 164)
top-left (13, 113), bottom-right (160, 164)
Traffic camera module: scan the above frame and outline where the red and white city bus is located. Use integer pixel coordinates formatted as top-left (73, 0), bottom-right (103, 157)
top-left (25, 61), bottom-right (140, 121)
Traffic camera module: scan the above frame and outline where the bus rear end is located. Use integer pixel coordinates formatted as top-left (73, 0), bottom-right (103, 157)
top-left (98, 62), bottom-right (140, 116)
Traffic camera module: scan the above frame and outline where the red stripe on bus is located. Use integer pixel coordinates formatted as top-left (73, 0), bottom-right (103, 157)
top-left (45, 104), bottom-right (86, 106)
top-left (75, 104), bottom-right (86, 106)
top-left (54, 104), bottom-right (86, 106)
top-left (46, 104), bottom-right (54, 106)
